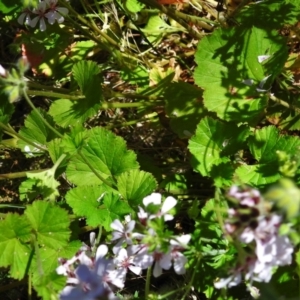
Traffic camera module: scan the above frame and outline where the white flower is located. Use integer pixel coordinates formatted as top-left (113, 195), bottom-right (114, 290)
top-left (152, 249), bottom-right (172, 277)
top-left (114, 248), bottom-right (142, 278)
top-left (170, 235), bottom-right (191, 275)
top-left (111, 219), bottom-right (138, 252)
top-left (143, 193), bottom-right (162, 206)
top-left (159, 196), bottom-right (177, 221)
top-left (214, 273), bottom-right (242, 289)
top-left (30, 1), bottom-right (48, 31)
top-left (142, 193), bottom-right (177, 221)
top-left (45, 0), bottom-right (69, 25)
top-left (130, 243), bottom-right (154, 270)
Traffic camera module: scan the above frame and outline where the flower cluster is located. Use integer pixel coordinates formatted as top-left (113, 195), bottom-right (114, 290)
top-left (57, 193), bottom-right (190, 299)
top-left (215, 186), bottom-right (294, 290)
top-left (18, 0), bottom-right (68, 32)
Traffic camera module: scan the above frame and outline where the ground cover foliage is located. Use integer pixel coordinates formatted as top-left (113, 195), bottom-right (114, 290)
top-left (0, 0), bottom-right (300, 299)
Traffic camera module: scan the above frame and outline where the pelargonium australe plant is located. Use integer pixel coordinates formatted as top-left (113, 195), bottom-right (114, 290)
top-left (57, 193), bottom-right (191, 299)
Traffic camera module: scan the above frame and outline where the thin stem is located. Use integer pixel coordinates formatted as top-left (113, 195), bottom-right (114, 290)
top-left (100, 101), bottom-right (161, 109)
top-left (145, 266), bottom-right (152, 298)
top-left (28, 272), bottom-right (32, 300)
top-left (181, 255), bottom-right (201, 300)
top-left (269, 93), bottom-right (300, 114)
top-left (106, 89), bottom-right (164, 101)
top-left (27, 81), bottom-right (70, 93)
top-left (138, 0), bottom-right (206, 39)
top-left (92, 226), bottom-right (103, 256)
top-left (0, 204), bottom-right (25, 209)
top-left (60, 0), bottom-right (142, 64)
top-left (23, 89), bottom-right (64, 138)
top-left (27, 89), bottom-right (84, 100)
top-left (0, 169), bottom-right (48, 180)
top-left (0, 122), bottom-right (46, 151)
top-left (158, 287), bottom-right (185, 299)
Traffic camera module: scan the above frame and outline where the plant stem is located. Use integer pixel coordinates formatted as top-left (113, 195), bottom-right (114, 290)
top-left (180, 254), bottom-right (201, 300)
top-left (23, 89), bottom-right (64, 138)
top-left (158, 287), bottom-right (185, 299)
top-left (0, 169), bottom-right (49, 180)
top-left (145, 266), bottom-right (152, 299)
top-left (0, 204), bottom-right (25, 209)
top-left (269, 94), bottom-right (300, 113)
top-left (27, 89), bottom-right (84, 100)
top-left (27, 81), bottom-right (70, 93)
top-left (0, 122), bottom-right (46, 151)
top-left (100, 101), bottom-right (160, 109)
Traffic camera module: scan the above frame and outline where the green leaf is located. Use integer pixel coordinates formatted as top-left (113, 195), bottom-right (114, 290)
top-left (26, 155), bottom-right (66, 202)
top-left (66, 185), bottom-right (113, 227)
top-left (0, 0), bottom-right (19, 13)
top-left (32, 240), bottom-right (81, 280)
top-left (164, 82), bottom-right (205, 138)
top-left (0, 214), bottom-right (32, 279)
top-left (236, 126), bottom-right (300, 186)
top-left (66, 186), bottom-right (132, 230)
top-left (210, 162), bottom-right (234, 187)
top-left (66, 127), bottom-right (139, 185)
top-left (125, 0), bottom-right (144, 13)
top-left (19, 178), bottom-right (43, 202)
top-left (100, 192), bottom-right (133, 230)
top-left (264, 178), bottom-right (300, 219)
top-left (17, 108), bottom-right (57, 156)
top-left (121, 65), bottom-right (149, 87)
top-left (161, 174), bottom-right (188, 194)
top-left (188, 117), bottom-right (249, 176)
top-left (73, 60), bottom-right (102, 102)
top-left (49, 61), bottom-right (103, 127)
top-left (33, 271), bottom-right (66, 300)
top-left (49, 98), bottom-right (101, 128)
top-left (194, 27), bottom-right (287, 123)
top-left (117, 170), bottom-right (157, 207)
top-left (235, 164), bottom-right (280, 187)
top-left (25, 201), bottom-right (70, 249)
top-left (143, 15), bottom-right (175, 44)
top-left (237, 0), bottom-right (300, 29)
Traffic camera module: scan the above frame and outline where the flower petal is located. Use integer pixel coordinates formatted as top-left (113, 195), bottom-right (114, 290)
top-left (161, 196), bottom-right (177, 214)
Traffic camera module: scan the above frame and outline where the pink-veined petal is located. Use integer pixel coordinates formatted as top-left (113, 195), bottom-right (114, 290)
top-left (159, 253), bottom-right (172, 270)
top-left (110, 219), bottom-right (124, 231)
top-left (173, 253), bottom-right (187, 274)
top-left (126, 220), bottom-right (136, 232)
